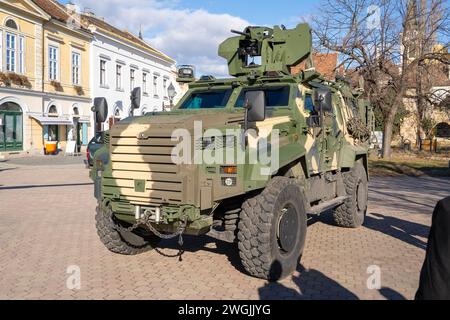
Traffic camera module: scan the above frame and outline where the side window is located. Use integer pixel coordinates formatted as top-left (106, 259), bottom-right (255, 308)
top-left (235, 87), bottom-right (290, 108)
top-left (304, 94), bottom-right (314, 112)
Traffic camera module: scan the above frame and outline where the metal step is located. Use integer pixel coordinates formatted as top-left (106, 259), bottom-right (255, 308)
top-left (307, 196), bottom-right (349, 215)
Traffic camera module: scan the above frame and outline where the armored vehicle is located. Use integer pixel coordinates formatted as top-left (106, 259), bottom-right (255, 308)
top-left (90, 23), bottom-right (373, 280)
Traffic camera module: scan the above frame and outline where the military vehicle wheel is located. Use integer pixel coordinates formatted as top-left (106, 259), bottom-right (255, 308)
top-left (238, 177), bottom-right (307, 281)
top-left (95, 205), bottom-right (160, 255)
top-left (333, 161), bottom-right (368, 228)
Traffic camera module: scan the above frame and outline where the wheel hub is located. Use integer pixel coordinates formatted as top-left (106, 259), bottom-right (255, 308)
top-left (277, 204), bottom-right (299, 254)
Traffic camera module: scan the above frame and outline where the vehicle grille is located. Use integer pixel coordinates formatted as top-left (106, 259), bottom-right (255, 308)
top-left (103, 129), bottom-right (184, 205)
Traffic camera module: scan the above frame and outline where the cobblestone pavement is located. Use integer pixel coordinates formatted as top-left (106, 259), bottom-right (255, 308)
top-left (0, 162), bottom-right (448, 300)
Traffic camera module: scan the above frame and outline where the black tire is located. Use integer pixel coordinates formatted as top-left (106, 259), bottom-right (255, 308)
top-left (333, 161), bottom-right (368, 228)
top-left (95, 205), bottom-right (160, 255)
top-left (238, 177), bottom-right (307, 281)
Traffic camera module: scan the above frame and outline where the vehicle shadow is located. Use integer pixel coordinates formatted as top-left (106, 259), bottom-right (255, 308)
top-left (156, 235), bottom-right (247, 274)
top-left (310, 210), bottom-right (429, 250)
top-left (258, 263), bottom-right (359, 300)
top-left (364, 213), bottom-right (429, 250)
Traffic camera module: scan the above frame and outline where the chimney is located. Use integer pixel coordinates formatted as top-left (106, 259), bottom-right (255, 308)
top-left (66, 2), bottom-right (77, 14)
top-left (139, 25), bottom-right (143, 40)
top-left (83, 8), bottom-right (95, 17)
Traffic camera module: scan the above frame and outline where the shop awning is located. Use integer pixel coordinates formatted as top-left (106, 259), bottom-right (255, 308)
top-left (30, 115), bottom-right (73, 126)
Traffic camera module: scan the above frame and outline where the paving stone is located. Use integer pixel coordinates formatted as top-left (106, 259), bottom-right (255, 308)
top-left (0, 163), bottom-right (447, 300)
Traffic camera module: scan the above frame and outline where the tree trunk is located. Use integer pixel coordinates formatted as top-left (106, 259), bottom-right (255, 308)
top-left (382, 115), bottom-right (394, 159)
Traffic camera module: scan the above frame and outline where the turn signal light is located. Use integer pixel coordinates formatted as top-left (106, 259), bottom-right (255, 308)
top-left (221, 166), bottom-right (237, 174)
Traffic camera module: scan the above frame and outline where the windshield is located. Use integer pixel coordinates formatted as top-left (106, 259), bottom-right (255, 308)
top-left (179, 89), bottom-right (233, 109)
top-left (235, 86), bottom-right (290, 108)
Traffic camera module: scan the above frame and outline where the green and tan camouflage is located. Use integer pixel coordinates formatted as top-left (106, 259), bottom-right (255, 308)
top-left (91, 23), bottom-right (373, 280)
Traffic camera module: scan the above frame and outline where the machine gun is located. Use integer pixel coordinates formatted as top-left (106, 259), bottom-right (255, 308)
top-left (218, 23), bottom-right (313, 77)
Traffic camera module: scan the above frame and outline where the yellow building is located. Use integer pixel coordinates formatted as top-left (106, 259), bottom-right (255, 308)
top-left (0, 0), bottom-right (92, 156)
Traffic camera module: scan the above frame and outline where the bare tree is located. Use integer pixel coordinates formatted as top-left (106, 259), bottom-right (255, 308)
top-left (312, 0), bottom-right (449, 158)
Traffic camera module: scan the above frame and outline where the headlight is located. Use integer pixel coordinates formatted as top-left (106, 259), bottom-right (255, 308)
top-left (95, 159), bottom-right (105, 171)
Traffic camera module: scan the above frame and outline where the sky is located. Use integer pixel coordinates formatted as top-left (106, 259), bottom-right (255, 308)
top-left (60, 0), bottom-right (320, 77)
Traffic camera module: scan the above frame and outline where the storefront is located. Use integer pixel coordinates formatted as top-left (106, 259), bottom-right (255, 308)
top-left (0, 101), bottom-right (23, 152)
top-left (30, 114), bottom-right (72, 154)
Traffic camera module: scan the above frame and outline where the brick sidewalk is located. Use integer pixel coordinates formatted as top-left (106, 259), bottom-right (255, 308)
top-left (0, 163), bottom-right (448, 300)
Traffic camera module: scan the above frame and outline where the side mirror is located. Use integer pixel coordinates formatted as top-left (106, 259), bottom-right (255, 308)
top-left (92, 97), bottom-right (108, 123)
top-left (131, 87), bottom-right (141, 109)
top-left (313, 88), bottom-right (333, 113)
top-left (245, 91), bottom-right (266, 122)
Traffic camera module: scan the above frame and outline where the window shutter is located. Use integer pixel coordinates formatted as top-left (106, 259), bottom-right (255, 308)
top-left (19, 36), bottom-right (25, 74)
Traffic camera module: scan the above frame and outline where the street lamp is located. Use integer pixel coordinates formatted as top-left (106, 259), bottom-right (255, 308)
top-left (167, 82), bottom-right (177, 111)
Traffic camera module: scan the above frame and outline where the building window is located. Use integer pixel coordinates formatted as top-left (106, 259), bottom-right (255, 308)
top-left (116, 64), bottom-right (122, 90)
top-left (5, 19), bottom-right (18, 30)
top-left (142, 72), bottom-right (148, 94)
top-left (163, 78), bottom-right (168, 98)
top-left (47, 125), bottom-right (59, 141)
top-left (130, 68), bottom-right (136, 90)
top-left (71, 52), bottom-right (81, 85)
top-left (6, 33), bottom-right (16, 72)
top-left (153, 75), bottom-right (158, 97)
top-left (100, 59), bottom-right (107, 86)
top-left (48, 105), bottom-right (58, 116)
top-left (48, 46), bottom-right (59, 80)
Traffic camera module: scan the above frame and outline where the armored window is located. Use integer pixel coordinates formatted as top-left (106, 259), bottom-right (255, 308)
top-left (116, 64), bottom-right (122, 90)
top-left (304, 94), bottom-right (315, 112)
top-left (48, 46), bottom-right (59, 80)
top-left (180, 89), bottom-right (233, 109)
top-left (235, 86), bottom-right (290, 109)
top-left (100, 59), bottom-right (107, 86)
top-left (6, 33), bottom-right (16, 72)
top-left (72, 52), bottom-right (81, 85)
top-left (5, 19), bottom-right (18, 30)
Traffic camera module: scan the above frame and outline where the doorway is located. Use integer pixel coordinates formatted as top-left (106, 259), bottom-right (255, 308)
top-left (0, 102), bottom-right (23, 152)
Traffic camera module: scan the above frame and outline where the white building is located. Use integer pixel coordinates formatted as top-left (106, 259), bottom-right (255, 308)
top-left (82, 13), bottom-right (181, 132)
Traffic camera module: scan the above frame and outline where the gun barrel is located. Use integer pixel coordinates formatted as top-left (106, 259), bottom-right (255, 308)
top-left (231, 29), bottom-right (248, 37)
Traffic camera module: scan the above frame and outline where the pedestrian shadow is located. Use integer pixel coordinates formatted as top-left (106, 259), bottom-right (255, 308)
top-left (258, 263), bottom-right (359, 300)
top-left (379, 287), bottom-right (407, 300)
top-left (364, 213), bottom-right (429, 250)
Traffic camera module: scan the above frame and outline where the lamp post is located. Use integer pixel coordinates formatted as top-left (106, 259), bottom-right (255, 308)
top-left (167, 82), bottom-right (177, 111)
